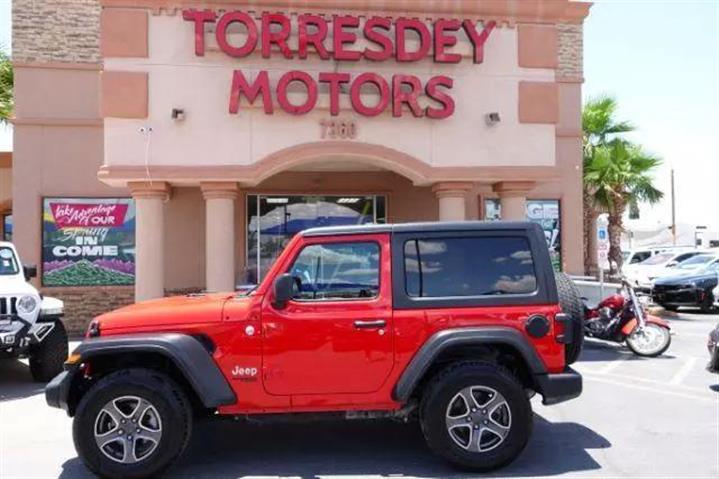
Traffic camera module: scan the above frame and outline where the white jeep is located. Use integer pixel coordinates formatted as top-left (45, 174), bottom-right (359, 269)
top-left (0, 241), bottom-right (68, 382)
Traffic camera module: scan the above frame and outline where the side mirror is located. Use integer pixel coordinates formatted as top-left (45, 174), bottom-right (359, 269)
top-left (23, 264), bottom-right (37, 280)
top-left (273, 273), bottom-right (295, 309)
top-left (666, 261), bottom-right (678, 268)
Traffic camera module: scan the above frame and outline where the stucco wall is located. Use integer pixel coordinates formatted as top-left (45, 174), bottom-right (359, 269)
top-left (12, 0), bottom-right (101, 63)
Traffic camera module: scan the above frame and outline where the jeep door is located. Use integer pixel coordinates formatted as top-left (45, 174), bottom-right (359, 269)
top-left (261, 233), bottom-right (394, 396)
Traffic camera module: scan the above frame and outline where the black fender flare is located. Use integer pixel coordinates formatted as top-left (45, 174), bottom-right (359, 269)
top-left (392, 327), bottom-right (548, 402)
top-left (72, 333), bottom-right (236, 408)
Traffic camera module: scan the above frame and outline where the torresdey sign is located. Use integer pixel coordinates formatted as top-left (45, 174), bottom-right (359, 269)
top-left (42, 198), bottom-right (136, 287)
top-left (183, 10), bottom-right (496, 119)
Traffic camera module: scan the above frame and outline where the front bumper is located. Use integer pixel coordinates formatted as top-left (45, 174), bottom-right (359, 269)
top-left (534, 367), bottom-right (582, 405)
top-left (45, 366), bottom-right (77, 414)
top-left (652, 288), bottom-right (703, 306)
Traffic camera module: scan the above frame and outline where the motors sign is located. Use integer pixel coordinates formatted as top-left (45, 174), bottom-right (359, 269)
top-left (183, 10), bottom-right (496, 119)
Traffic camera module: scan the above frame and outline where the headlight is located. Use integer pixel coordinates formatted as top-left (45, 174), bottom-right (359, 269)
top-left (16, 295), bottom-right (38, 314)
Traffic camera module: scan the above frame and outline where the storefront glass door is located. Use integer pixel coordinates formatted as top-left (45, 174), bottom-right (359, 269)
top-left (245, 195), bottom-right (386, 284)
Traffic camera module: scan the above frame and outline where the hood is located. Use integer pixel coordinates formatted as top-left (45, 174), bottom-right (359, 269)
top-left (654, 272), bottom-right (719, 287)
top-left (96, 292), bottom-right (237, 332)
top-left (0, 274), bottom-right (39, 297)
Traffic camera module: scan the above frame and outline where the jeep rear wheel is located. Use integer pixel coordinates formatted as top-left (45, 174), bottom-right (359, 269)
top-left (419, 361), bottom-right (532, 471)
top-left (73, 368), bottom-right (192, 479)
top-left (29, 321), bottom-right (68, 382)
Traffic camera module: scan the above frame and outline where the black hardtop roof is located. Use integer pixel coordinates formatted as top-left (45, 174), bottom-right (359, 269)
top-left (300, 221), bottom-right (542, 237)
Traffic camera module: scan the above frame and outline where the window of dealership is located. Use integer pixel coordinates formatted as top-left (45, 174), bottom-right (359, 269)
top-left (11, 0), bottom-right (589, 330)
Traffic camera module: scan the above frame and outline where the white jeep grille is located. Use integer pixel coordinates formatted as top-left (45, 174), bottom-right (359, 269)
top-left (0, 296), bottom-right (18, 318)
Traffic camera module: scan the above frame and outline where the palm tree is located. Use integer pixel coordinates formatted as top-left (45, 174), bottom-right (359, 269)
top-left (0, 51), bottom-right (13, 124)
top-left (584, 140), bottom-right (664, 274)
top-left (581, 96), bottom-right (634, 274)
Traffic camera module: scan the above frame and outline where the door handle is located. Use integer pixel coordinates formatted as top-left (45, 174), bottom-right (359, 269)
top-left (353, 319), bottom-right (387, 329)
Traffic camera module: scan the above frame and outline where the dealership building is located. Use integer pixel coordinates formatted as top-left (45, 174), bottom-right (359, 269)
top-left (9, 0), bottom-right (590, 331)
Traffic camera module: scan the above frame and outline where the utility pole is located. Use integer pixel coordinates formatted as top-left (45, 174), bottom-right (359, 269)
top-left (671, 168), bottom-right (676, 245)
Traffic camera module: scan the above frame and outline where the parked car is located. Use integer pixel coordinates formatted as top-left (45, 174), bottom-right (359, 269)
top-left (1, 241), bottom-right (68, 381)
top-left (622, 248), bottom-right (664, 271)
top-left (46, 222), bottom-right (585, 478)
top-left (708, 323), bottom-right (719, 373)
top-left (651, 253), bottom-right (719, 282)
top-left (624, 250), bottom-right (702, 291)
top-left (652, 257), bottom-right (719, 312)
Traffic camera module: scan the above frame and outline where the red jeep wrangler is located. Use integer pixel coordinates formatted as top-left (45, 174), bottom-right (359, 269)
top-left (46, 222), bottom-right (583, 478)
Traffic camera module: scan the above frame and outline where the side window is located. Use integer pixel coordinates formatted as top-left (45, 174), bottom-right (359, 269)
top-left (707, 261), bottom-right (719, 272)
top-left (631, 252), bottom-right (650, 263)
top-left (404, 237), bottom-right (537, 297)
top-left (288, 242), bottom-right (380, 300)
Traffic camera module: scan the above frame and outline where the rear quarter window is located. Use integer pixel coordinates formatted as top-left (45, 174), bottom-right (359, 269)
top-left (403, 237), bottom-right (537, 297)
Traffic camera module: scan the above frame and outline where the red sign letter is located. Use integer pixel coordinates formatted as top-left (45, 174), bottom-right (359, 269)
top-left (229, 70), bottom-right (273, 114)
top-left (462, 20), bottom-right (496, 64)
top-left (350, 73), bottom-right (390, 117)
top-left (298, 14), bottom-right (329, 60)
top-left (333, 15), bottom-right (361, 61)
top-left (276, 71), bottom-right (318, 115)
top-left (395, 18), bottom-right (431, 62)
top-left (182, 9), bottom-right (217, 56)
top-left (216, 11), bottom-right (258, 58)
top-left (261, 13), bottom-right (292, 59)
top-left (392, 75), bottom-right (424, 118)
top-left (363, 17), bottom-right (393, 61)
top-left (433, 19), bottom-right (462, 63)
top-left (425, 75), bottom-right (455, 119)
top-left (319, 72), bottom-right (350, 116)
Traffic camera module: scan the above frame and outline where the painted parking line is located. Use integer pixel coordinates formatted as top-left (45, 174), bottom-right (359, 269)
top-left (670, 357), bottom-right (699, 385)
top-left (582, 373), bottom-right (716, 403)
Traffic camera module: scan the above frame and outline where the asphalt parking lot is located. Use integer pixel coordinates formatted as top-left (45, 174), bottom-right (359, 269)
top-left (1, 311), bottom-right (717, 479)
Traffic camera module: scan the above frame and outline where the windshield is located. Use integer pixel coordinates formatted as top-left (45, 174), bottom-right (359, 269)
top-left (640, 252), bottom-right (674, 265)
top-left (0, 247), bottom-right (19, 275)
top-left (676, 254), bottom-right (718, 269)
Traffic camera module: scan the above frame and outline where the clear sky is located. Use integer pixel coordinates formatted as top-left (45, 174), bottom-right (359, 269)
top-left (0, 0), bottom-right (718, 229)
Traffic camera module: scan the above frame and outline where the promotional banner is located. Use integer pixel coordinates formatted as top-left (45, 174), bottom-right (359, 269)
top-left (42, 198), bottom-right (136, 286)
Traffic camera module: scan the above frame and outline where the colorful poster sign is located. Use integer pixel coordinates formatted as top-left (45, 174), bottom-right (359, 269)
top-left (42, 198), bottom-right (136, 286)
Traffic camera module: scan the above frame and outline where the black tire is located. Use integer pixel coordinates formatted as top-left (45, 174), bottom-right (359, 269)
top-left (420, 361), bottom-right (533, 472)
top-left (625, 323), bottom-right (671, 357)
top-left (554, 272), bottom-right (584, 364)
top-left (29, 321), bottom-right (68, 382)
top-left (73, 368), bottom-right (193, 479)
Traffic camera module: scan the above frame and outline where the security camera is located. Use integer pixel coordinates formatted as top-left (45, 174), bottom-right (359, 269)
top-left (485, 112), bottom-right (501, 126)
top-left (138, 126), bottom-right (153, 133)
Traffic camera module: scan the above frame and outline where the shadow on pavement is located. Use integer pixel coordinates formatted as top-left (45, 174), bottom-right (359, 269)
top-left (579, 339), bottom-right (676, 362)
top-left (113, 414), bottom-right (612, 478)
top-left (0, 359), bottom-right (45, 401)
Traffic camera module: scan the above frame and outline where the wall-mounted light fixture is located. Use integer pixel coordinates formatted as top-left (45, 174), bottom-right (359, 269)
top-left (171, 108), bottom-right (186, 121)
top-left (485, 112), bottom-right (501, 126)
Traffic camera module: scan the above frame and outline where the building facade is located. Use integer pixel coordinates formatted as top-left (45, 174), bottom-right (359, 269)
top-left (12, 0), bottom-right (590, 332)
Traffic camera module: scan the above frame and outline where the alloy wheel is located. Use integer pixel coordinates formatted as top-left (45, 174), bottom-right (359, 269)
top-left (93, 395), bottom-right (163, 464)
top-left (445, 385), bottom-right (512, 452)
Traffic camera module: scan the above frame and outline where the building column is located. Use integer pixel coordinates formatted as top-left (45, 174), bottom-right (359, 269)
top-left (201, 182), bottom-right (238, 292)
top-left (129, 181), bottom-right (170, 302)
top-left (492, 181), bottom-right (535, 220)
top-left (432, 182), bottom-right (473, 221)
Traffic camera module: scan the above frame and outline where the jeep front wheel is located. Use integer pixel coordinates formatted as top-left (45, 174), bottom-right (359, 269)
top-left (420, 361), bottom-right (532, 471)
top-left (73, 368), bottom-right (192, 479)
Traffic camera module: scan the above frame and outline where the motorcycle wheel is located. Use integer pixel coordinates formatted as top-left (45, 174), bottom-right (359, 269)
top-left (625, 323), bottom-right (671, 357)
